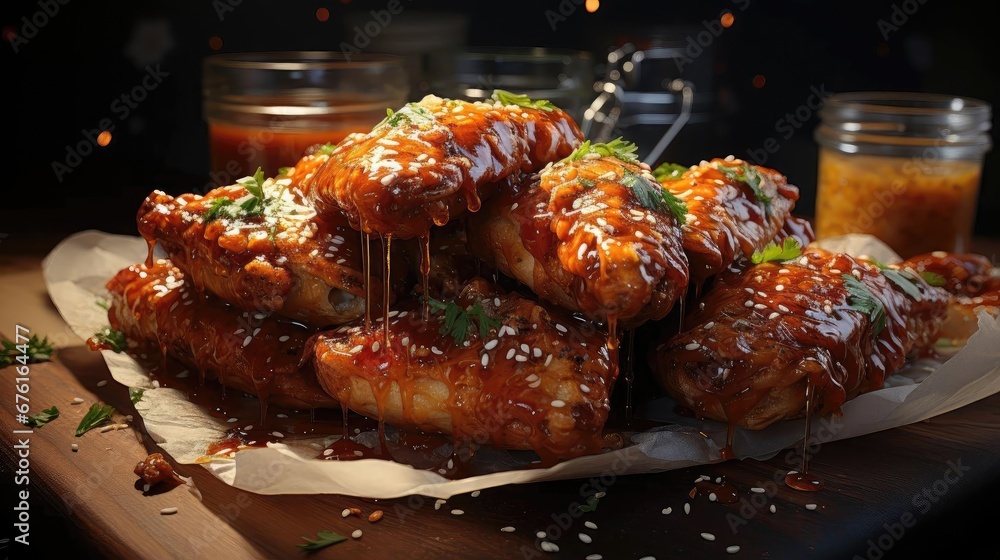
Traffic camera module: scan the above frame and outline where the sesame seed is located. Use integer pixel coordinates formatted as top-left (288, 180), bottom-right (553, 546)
top-left (585, 521), bottom-right (598, 529)
top-left (481, 354), bottom-right (490, 367)
top-left (401, 337), bottom-right (410, 346)
top-left (580, 384), bottom-right (590, 393)
top-left (661, 507), bottom-right (672, 515)
top-left (555, 323), bottom-right (568, 333)
top-left (757, 291), bottom-right (767, 297)
top-left (830, 268), bottom-right (842, 274)
top-left (579, 533), bottom-right (592, 543)
top-left (824, 305), bottom-right (833, 314)
top-left (638, 556), bottom-right (655, 560)
top-left (727, 545), bottom-right (741, 554)
top-left (750, 487), bottom-right (765, 493)
top-left (500, 526), bottom-right (515, 532)
top-left (544, 354), bottom-right (553, 366)
top-left (704, 322), bottom-right (715, 329)
top-left (778, 304), bottom-right (790, 313)
top-left (349, 344), bottom-right (364, 354)
top-left (551, 400), bottom-right (566, 408)
top-left (434, 499), bottom-right (446, 510)
top-left (778, 268), bottom-right (790, 274)
top-left (769, 312), bottom-right (780, 319)
top-left (242, 336), bottom-right (252, 348)
top-left (744, 288), bottom-right (755, 294)
top-left (709, 493), bottom-right (718, 502)
top-left (380, 174), bottom-right (396, 185)
top-left (701, 533), bottom-right (716, 542)
top-left (352, 529), bottom-right (363, 539)
top-left (515, 354), bottom-right (528, 362)
top-left (769, 504), bottom-right (777, 513)
top-left (71, 443), bottom-right (78, 451)
top-left (595, 492), bottom-right (606, 498)
top-left (754, 303), bottom-right (767, 310)
top-left (540, 541), bottom-right (559, 553)
top-left (586, 556), bottom-right (603, 560)
top-left (745, 300), bottom-right (754, 307)
top-left (97, 380), bottom-right (108, 387)
top-left (684, 342), bottom-right (700, 351)
top-left (484, 339), bottom-right (498, 350)
top-left (684, 502), bottom-right (691, 514)
top-left (536, 531), bottom-right (546, 538)
top-left (451, 509), bottom-right (464, 515)
top-left (160, 507), bottom-right (178, 515)
top-left (506, 348), bottom-right (516, 360)
top-left (805, 503), bottom-right (817, 510)
top-left (278, 335), bottom-right (290, 342)
top-left (271, 431), bottom-right (284, 438)
top-left (533, 347), bottom-right (542, 358)
top-left (72, 397), bottom-right (84, 404)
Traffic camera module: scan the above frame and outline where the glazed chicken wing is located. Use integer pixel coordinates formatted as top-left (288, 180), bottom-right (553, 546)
top-left (310, 278), bottom-right (616, 463)
top-left (650, 248), bottom-right (949, 433)
top-left (467, 149), bottom-right (689, 329)
top-left (899, 251), bottom-right (1000, 342)
top-left (138, 155), bottom-right (391, 328)
top-left (302, 92), bottom-right (583, 240)
top-left (104, 259), bottom-right (338, 412)
top-left (660, 157), bottom-right (800, 284)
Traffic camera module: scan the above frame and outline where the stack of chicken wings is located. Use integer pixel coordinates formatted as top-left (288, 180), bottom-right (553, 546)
top-left (101, 90), bottom-right (981, 466)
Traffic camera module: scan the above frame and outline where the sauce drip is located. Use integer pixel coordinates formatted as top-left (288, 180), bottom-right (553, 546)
top-left (418, 234), bottom-right (431, 321)
top-left (786, 377), bottom-right (825, 492)
top-left (144, 237), bottom-right (156, 268)
top-left (621, 327), bottom-right (635, 424)
top-left (381, 233), bottom-right (392, 347)
top-left (362, 231), bottom-right (372, 330)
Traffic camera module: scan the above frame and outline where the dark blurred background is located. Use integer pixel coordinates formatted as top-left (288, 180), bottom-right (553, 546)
top-left (2, 0), bottom-right (998, 240)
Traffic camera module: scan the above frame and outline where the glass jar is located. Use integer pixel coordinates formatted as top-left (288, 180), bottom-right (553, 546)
top-left (202, 51), bottom-right (408, 183)
top-left (425, 47), bottom-right (594, 122)
top-left (814, 92), bottom-right (992, 258)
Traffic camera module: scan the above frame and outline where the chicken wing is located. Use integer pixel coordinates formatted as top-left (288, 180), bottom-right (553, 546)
top-left (302, 92), bottom-right (583, 240)
top-left (137, 156), bottom-right (397, 328)
top-left (105, 259), bottom-right (338, 412)
top-left (466, 147), bottom-right (689, 330)
top-left (899, 251), bottom-right (1000, 342)
top-left (309, 278), bottom-right (616, 463)
top-left (650, 248), bottom-right (949, 433)
top-left (659, 157), bottom-right (800, 284)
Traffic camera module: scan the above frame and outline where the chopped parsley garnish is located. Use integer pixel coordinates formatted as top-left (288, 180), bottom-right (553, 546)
top-left (578, 495), bottom-right (600, 512)
top-left (204, 167), bottom-right (273, 223)
top-left (920, 271), bottom-right (947, 287)
top-left (651, 162), bottom-right (689, 182)
top-left (490, 89), bottom-right (558, 112)
top-left (866, 259), bottom-right (925, 302)
top-left (716, 162), bottom-right (773, 209)
top-left (578, 177), bottom-right (596, 188)
top-left (619, 169), bottom-right (688, 225)
top-left (380, 103), bottom-right (435, 128)
top-left (566, 138), bottom-right (640, 164)
top-left (317, 143), bottom-right (336, 155)
top-left (276, 166), bottom-right (292, 178)
top-left (75, 402), bottom-right (116, 436)
top-left (842, 274), bottom-right (887, 336)
top-left (1, 334), bottom-right (53, 367)
top-left (23, 406), bottom-right (59, 428)
top-left (751, 238), bottom-right (802, 265)
top-left (129, 387), bottom-right (144, 405)
top-left (425, 297), bottom-right (502, 345)
top-left (91, 327), bottom-right (127, 353)
top-left (297, 530), bottom-right (347, 551)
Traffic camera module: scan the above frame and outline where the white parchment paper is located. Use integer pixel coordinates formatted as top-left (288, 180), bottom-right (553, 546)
top-left (42, 230), bottom-right (1000, 499)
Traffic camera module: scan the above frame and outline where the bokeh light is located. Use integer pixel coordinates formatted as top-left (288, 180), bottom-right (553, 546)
top-left (316, 8), bottom-right (330, 22)
top-left (585, 0), bottom-right (600, 13)
top-left (752, 74), bottom-right (766, 88)
top-left (97, 131), bottom-right (112, 147)
top-left (209, 36), bottom-right (223, 50)
top-left (721, 12), bottom-right (735, 28)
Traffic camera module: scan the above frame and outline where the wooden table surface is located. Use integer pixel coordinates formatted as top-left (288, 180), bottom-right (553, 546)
top-left (2, 233), bottom-right (999, 560)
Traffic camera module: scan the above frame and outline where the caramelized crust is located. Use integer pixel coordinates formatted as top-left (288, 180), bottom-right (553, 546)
top-left (660, 157), bottom-right (799, 284)
top-left (467, 155), bottom-right (689, 328)
top-left (137, 154), bottom-right (390, 328)
top-left (107, 259), bottom-right (338, 411)
top-left (302, 95), bottom-right (583, 239)
top-left (310, 278), bottom-right (615, 462)
top-left (651, 249), bottom-right (949, 430)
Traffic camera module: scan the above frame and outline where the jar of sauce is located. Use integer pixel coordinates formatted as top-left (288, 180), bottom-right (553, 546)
top-left (203, 52), bottom-right (409, 183)
top-left (814, 92), bottom-right (992, 258)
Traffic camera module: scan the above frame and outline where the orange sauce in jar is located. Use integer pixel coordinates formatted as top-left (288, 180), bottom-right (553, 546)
top-left (814, 147), bottom-right (982, 258)
top-left (208, 122), bottom-right (363, 182)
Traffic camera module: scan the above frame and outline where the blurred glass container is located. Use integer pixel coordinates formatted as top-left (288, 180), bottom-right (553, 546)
top-left (426, 47), bottom-right (594, 122)
top-left (814, 92), bottom-right (992, 258)
top-left (203, 51), bottom-right (408, 182)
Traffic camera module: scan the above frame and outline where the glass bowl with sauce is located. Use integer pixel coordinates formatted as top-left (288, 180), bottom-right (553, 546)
top-left (203, 51), bottom-right (409, 182)
top-left (814, 92), bottom-right (992, 258)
